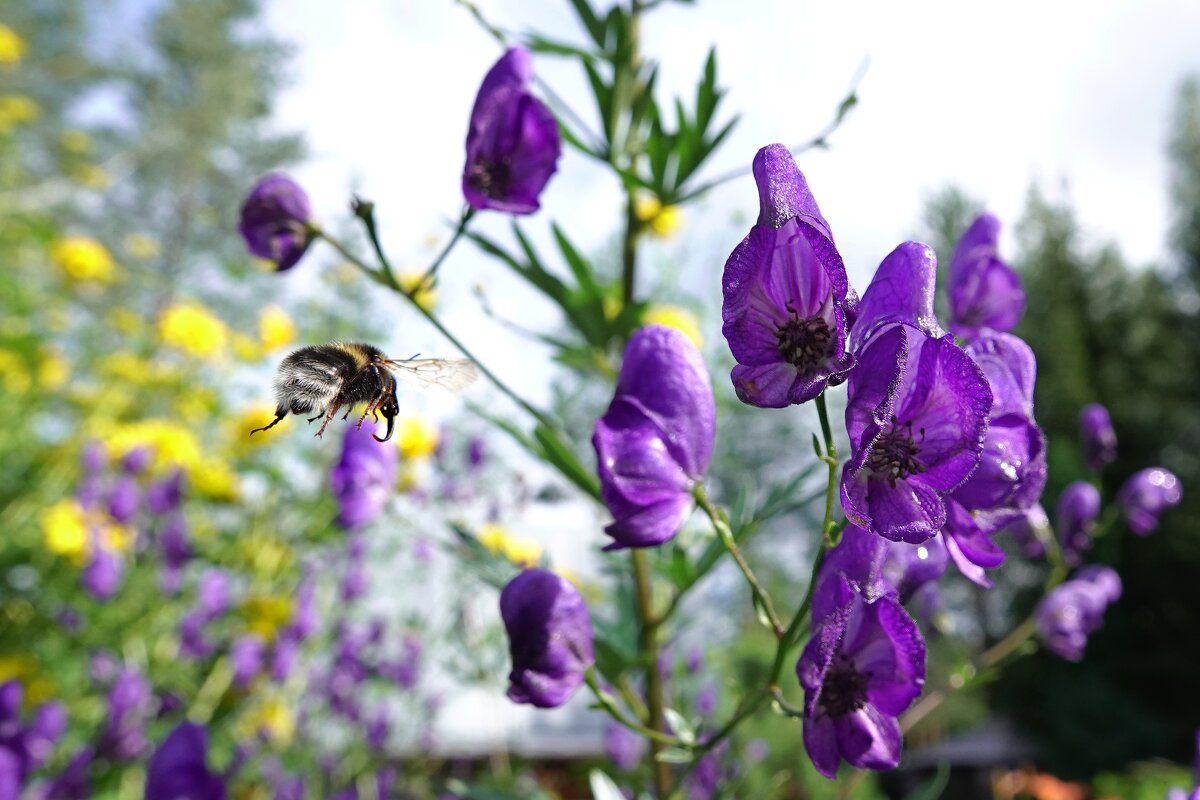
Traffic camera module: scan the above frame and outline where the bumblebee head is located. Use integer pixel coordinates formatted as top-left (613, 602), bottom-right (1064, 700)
top-left (374, 397), bottom-right (398, 442)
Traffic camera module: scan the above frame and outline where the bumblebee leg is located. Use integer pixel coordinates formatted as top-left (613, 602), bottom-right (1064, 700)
top-left (315, 403), bottom-right (342, 438)
top-left (249, 410), bottom-right (288, 436)
top-left (356, 397), bottom-right (379, 430)
top-left (341, 406), bottom-right (354, 421)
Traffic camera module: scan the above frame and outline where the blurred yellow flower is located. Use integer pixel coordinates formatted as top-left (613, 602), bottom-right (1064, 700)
top-left (476, 523), bottom-right (543, 567)
top-left (257, 306), bottom-right (295, 352)
top-left (395, 414), bottom-right (438, 460)
top-left (0, 349), bottom-right (31, 394)
top-left (243, 595), bottom-right (293, 642)
top-left (397, 460), bottom-right (428, 493)
top-left (98, 352), bottom-right (181, 386)
top-left (158, 301), bottom-right (228, 359)
top-left (98, 519), bottom-right (134, 553)
top-left (236, 404), bottom-right (284, 445)
top-left (190, 457), bottom-right (238, 501)
top-left (99, 419), bottom-right (202, 474)
top-left (231, 333), bottom-right (262, 362)
top-left (397, 272), bottom-right (438, 312)
top-left (70, 164), bottom-right (109, 189)
top-left (0, 656), bottom-right (36, 686)
top-left (123, 233), bottom-right (159, 260)
top-left (602, 295), bottom-right (622, 321)
top-left (175, 389), bottom-right (217, 424)
top-left (244, 698), bottom-right (294, 746)
top-left (37, 348), bottom-right (69, 390)
top-left (0, 25), bottom-right (25, 64)
top-left (0, 94), bottom-right (38, 133)
top-left (108, 308), bottom-right (143, 335)
top-left (41, 500), bottom-right (89, 565)
top-left (59, 129), bottom-right (91, 155)
top-left (49, 236), bottom-right (117, 283)
top-left (642, 305), bottom-right (703, 347)
top-left (239, 534), bottom-right (292, 578)
top-left (634, 195), bottom-right (684, 238)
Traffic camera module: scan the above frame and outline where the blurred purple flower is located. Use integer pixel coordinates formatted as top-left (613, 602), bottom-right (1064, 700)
top-left (270, 636), bottom-right (299, 684)
top-left (231, 635), bottom-right (265, 689)
top-left (1035, 566), bottom-right (1121, 661)
top-left (381, 634), bottom-right (422, 690)
top-left (500, 569), bottom-right (594, 708)
top-left (1118, 467), bottom-right (1182, 536)
top-left (721, 144), bottom-right (855, 407)
top-left (197, 569), bottom-right (232, 621)
top-left (1079, 403), bottom-right (1117, 471)
top-left (1056, 482), bottom-right (1101, 565)
top-left (145, 722), bottom-right (227, 800)
top-left (685, 647), bottom-right (704, 674)
top-left (593, 325), bottom-right (715, 549)
top-left (159, 513), bottom-right (191, 569)
top-left (366, 712), bottom-right (390, 751)
top-left (1003, 502), bottom-right (1049, 558)
top-left (82, 545), bottom-right (123, 601)
top-left (798, 575), bottom-right (925, 779)
top-left (881, 534), bottom-right (948, 603)
top-left (685, 749), bottom-right (723, 800)
top-left (146, 470), bottom-right (184, 515)
top-left (0, 682), bottom-right (67, 786)
top-left (38, 746), bottom-right (92, 800)
top-left (947, 212), bottom-right (1024, 338)
top-left (605, 722), bottom-right (645, 772)
top-left (467, 435), bottom-right (487, 470)
top-left (0, 748), bottom-right (17, 800)
top-left (97, 668), bottom-right (151, 761)
top-left (745, 738), bottom-right (769, 764)
top-left (696, 684), bottom-right (717, 716)
top-left (463, 47), bottom-right (561, 214)
top-left (81, 442), bottom-right (106, 474)
top-left (330, 421), bottom-right (397, 529)
top-left (179, 612), bottom-right (214, 660)
top-left (238, 173), bottom-right (314, 272)
top-left (106, 477), bottom-right (139, 523)
top-left (121, 446), bottom-right (152, 475)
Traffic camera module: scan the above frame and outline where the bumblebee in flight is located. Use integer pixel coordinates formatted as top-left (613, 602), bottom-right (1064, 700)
top-left (251, 342), bottom-right (477, 442)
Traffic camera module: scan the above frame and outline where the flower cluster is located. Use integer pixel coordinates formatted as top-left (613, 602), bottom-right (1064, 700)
top-left (1035, 566), bottom-right (1122, 661)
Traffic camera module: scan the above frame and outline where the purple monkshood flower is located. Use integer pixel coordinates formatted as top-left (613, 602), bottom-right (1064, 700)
top-left (107, 476), bottom-right (139, 523)
top-left (97, 668), bottom-right (151, 761)
top-left (593, 325), bottom-right (715, 549)
top-left (160, 513), bottom-right (191, 568)
top-left (0, 681), bottom-right (67, 786)
top-left (39, 746), bottom-right (93, 800)
top-left (231, 635), bottom-right (265, 688)
top-left (1035, 566), bottom-right (1121, 661)
top-left (1118, 467), bottom-right (1182, 536)
top-left (197, 569), bottom-right (232, 621)
top-left (882, 534), bottom-right (948, 603)
top-left (366, 712), bottom-right (390, 751)
top-left (605, 721), bottom-right (645, 772)
top-left (721, 144), bottom-right (855, 407)
top-left (270, 637), bottom-right (299, 683)
top-left (797, 575), bottom-right (925, 779)
top-left (238, 173), bottom-right (314, 271)
top-left (812, 524), bottom-right (947, 622)
top-left (1056, 481), bottom-right (1101, 565)
top-left (146, 470), bottom-right (184, 515)
top-left (330, 420), bottom-right (398, 530)
top-left (1003, 503), bottom-right (1049, 558)
top-left (1079, 403), bottom-right (1118, 471)
top-left (121, 446), bottom-right (152, 474)
top-left (463, 47), bottom-right (561, 214)
top-left (145, 722), bottom-right (227, 800)
top-left (82, 544), bottom-right (123, 601)
top-left (499, 569), bottom-right (594, 708)
top-left (947, 212), bottom-right (1024, 339)
top-left (82, 442), bottom-right (106, 474)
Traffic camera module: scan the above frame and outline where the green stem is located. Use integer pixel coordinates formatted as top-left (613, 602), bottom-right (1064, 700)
top-left (632, 548), bottom-right (672, 798)
top-left (693, 484), bottom-right (784, 637)
top-left (814, 392), bottom-right (839, 544)
top-left (403, 206), bottom-right (475, 298)
top-left (585, 668), bottom-right (680, 746)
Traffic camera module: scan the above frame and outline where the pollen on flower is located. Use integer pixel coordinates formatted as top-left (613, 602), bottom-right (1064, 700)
top-left (41, 500), bottom-right (89, 565)
top-left (775, 314), bottom-right (833, 371)
top-left (395, 414), bottom-right (439, 460)
top-left (818, 654), bottom-right (869, 718)
top-left (49, 236), bottom-right (118, 283)
top-left (643, 305), bottom-right (702, 347)
top-left (0, 25), bottom-right (26, 64)
top-left (257, 305), bottom-right (295, 351)
top-left (867, 417), bottom-right (926, 487)
top-left (158, 301), bottom-right (229, 360)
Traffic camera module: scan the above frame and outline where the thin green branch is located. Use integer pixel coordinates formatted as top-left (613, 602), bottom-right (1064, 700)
top-left (585, 668), bottom-right (681, 746)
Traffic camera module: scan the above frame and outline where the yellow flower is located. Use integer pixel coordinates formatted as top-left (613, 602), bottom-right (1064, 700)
top-left (396, 460), bottom-right (429, 493)
top-left (190, 457), bottom-right (238, 501)
top-left (243, 595), bottom-right (294, 642)
top-left (634, 195), bottom-right (684, 238)
top-left (0, 25), bottom-right (25, 64)
top-left (477, 522), bottom-right (509, 554)
top-left (98, 419), bottom-right (202, 474)
top-left (236, 404), bottom-right (284, 445)
top-left (0, 349), bottom-right (31, 394)
top-left (0, 94), bottom-right (37, 134)
top-left (476, 523), bottom-right (542, 567)
top-left (242, 697), bottom-right (294, 746)
top-left (642, 305), bottom-right (703, 347)
top-left (41, 500), bottom-right (89, 565)
top-left (122, 233), bottom-right (159, 260)
top-left (0, 655), bottom-right (35, 685)
top-left (59, 129), bottom-right (91, 155)
top-left (49, 236), bottom-right (117, 283)
top-left (395, 414), bottom-right (438, 460)
top-left (397, 272), bottom-right (438, 312)
top-left (108, 309), bottom-right (143, 335)
top-left (231, 333), bottom-right (262, 362)
top-left (70, 164), bottom-right (109, 189)
top-left (257, 306), bottom-right (295, 352)
top-left (97, 520), bottom-right (134, 553)
top-left (175, 389), bottom-right (217, 424)
top-left (158, 301), bottom-right (228, 360)
top-left (239, 534), bottom-right (292, 578)
top-left (37, 348), bottom-right (69, 390)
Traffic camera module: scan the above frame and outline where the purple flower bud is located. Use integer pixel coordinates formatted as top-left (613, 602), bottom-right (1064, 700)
top-left (1079, 403), bottom-right (1117, 471)
top-left (947, 212), bottom-right (1024, 339)
top-left (159, 513), bottom-right (191, 568)
top-left (593, 325), bottom-right (715, 549)
top-left (0, 749), bottom-right (17, 800)
top-left (285, 576), bottom-right (318, 642)
top-left (467, 435), bottom-right (487, 470)
top-left (366, 712), bottom-right (390, 751)
top-left (499, 569), bottom-right (594, 708)
top-left (106, 476), bottom-right (139, 524)
top-left (721, 144), bottom-right (855, 407)
top-left (238, 173), bottom-right (314, 272)
top-left (230, 635), bottom-right (265, 688)
top-left (685, 647), bottom-right (704, 674)
top-left (197, 569), bottom-right (232, 621)
top-left (339, 561), bottom-right (368, 603)
top-left (82, 547), bottom-right (123, 600)
top-left (145, 723), bottom-right (227, 800)
top-left (39, 745), bottom-right (92, 800)
top-left (1055, 482), bottom-right (1101, 565)
top-left (81, 442), bottom-right (106, 474)
top-left (146, 470), bottom-right (184, 515)
top-left (121, 446), bottom-right (152, 475)
top-left (26, 701), bottom-right (66, 769)
top-left (1003, 503), bottom-right (1049, 558)
top-left (179, 612), bottom-right (214, 660)
top-left (1035, 566), bottom-right (1121, 661)
top-left (271, 637), bottom-right (299, 684)
top-left (1117, 467), bottom-right (1182, 536)
top-left (98, 668), bottom-right (151, 761)
top-left (797, 575), bottom-right (925, 779)
top-left (463, 47), bottom-right (561, 214)
top-left (605, 722), bottom-right (645, 772)
top-left (330, 421), bottom-right (397, 530)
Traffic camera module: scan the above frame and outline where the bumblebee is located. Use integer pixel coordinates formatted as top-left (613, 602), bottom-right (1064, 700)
top-left (250, 342), bottom-right (476, 442)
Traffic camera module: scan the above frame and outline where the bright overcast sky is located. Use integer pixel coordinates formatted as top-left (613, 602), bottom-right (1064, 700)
top-left (259, 0), bottom-right (1200, 402)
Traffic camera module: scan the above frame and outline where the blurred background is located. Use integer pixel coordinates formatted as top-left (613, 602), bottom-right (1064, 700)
top-left (1, 0), bottom-right (1198, 797)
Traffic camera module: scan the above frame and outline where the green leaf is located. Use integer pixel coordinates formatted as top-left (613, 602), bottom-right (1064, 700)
top-left (836, 91), bottom-right (859, 123)
top-left (532, 423), bottom-right (601, 501)
top-left (566, 0), bottom-right (605, 46)
top-left (582, 59), bottom-right (613, 147)
top-left (663, 708), bottom-right (696, 745)
top-left (592, 632), bottom-right (635, 684)
top-left (589, 770), bottom-right (626, 800)
top-left (655, 747), bottom-right (695, 764)
top-left (524, 34), bottom-right (599, 63)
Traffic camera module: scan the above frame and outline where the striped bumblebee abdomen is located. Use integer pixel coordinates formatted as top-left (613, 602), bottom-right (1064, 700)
top-left (273, 345), bottom-right (359, 414)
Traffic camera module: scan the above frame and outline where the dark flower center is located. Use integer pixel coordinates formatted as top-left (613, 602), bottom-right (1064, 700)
top-left (867, 416), bottom-right (926, 487)
top-left (776, 314), bottom-right (833, 371)
top-left (468, 158), bottom-right (512, 198)
top-left (820, 654), bottom-right (869, 718)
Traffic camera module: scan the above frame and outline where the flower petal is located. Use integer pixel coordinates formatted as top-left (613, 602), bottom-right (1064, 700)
top-left (850, 241), bottom-right (943, 352)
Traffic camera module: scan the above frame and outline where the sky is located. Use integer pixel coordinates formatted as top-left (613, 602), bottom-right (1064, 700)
top-left (253, 0), bottom-right (1200, 749)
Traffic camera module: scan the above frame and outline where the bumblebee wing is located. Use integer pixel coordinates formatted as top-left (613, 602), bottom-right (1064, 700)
top-left (387, 358), bottom-right (477, 392)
